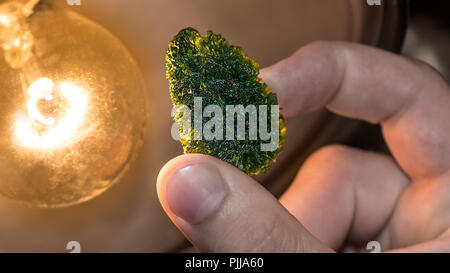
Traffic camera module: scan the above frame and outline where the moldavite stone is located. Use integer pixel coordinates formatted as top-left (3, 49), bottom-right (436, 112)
top-left (166, 27), bottom-right (285, 175)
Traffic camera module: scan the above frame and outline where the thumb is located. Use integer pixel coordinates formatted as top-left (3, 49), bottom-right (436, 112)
top-left (157, 154), bottom-right (332, 253)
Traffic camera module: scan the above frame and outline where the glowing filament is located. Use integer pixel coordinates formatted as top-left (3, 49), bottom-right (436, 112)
top-left (15, 77), bottom-right (88, 150)
top-left (27, 77), bottom-right (56, 126)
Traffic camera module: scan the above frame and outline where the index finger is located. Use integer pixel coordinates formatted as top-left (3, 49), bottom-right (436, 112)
top-left (260, 41), bottom-right (450, 180)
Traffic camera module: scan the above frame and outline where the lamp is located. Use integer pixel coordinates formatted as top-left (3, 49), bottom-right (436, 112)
top-left (0, 0), bottom-right (147, 207)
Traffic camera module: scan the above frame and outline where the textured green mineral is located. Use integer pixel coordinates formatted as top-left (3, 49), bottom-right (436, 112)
top-left (166, 27), bottom-right (285, 175)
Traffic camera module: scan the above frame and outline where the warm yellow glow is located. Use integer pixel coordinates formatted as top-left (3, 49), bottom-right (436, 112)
top-left (0, 14), bottom-right (11, 28)
top-left (15, 77), bottom-right (89, 150)
top-left (0, 3), bottom-right (147, 207)
top-left (26, 77), bottom-right (55, 125)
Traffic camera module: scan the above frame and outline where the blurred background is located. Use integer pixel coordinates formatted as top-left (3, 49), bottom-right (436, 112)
top-left (0, 0), bottom-right (448, 252)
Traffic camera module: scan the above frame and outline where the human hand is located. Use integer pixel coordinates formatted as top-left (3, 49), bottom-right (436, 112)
top-left (157, 41), bottom-right (450, 252)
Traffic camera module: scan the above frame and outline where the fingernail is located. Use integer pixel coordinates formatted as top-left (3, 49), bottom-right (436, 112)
top-left (166, 164), bottom-right (227, 224)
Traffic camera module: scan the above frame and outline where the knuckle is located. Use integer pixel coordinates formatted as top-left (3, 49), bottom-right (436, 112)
top-left (302, 144), bottom-right (359, 184)
top-left (310, 144), bottom-right (355, 164)
top-left (247, 213), bottom-right (301, 252)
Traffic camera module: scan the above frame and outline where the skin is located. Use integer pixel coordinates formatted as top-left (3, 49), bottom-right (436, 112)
top-left (157, 41), bottom-right (450, 252)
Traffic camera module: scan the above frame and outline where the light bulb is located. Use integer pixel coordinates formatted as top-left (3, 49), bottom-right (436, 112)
top-left (0, 0), bottom-right (147, 207)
